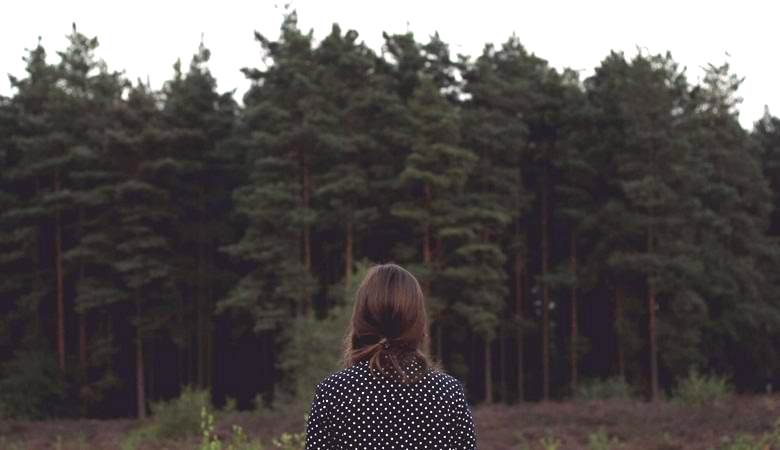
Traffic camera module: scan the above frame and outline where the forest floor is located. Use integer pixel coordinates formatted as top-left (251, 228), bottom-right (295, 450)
top-left (0, 394), bottom-right (778, 450)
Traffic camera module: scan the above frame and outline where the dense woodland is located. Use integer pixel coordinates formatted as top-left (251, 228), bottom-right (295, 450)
top-left (1, 12), bottom-right (780, 420)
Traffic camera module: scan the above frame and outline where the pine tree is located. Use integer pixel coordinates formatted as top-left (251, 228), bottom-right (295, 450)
top-left (310, 25), bottom-right (381, 289)
top-left (68, 71), bottom-right (176, 418)
top-left (0, 94), bottom-right (31, 353)
top-left (108, 84), bottom-right (176, 419)
top-left (58, 29), bottom-right (127, 412)
top-left (159, 42), bottom-right (237, 390)
top-left (380, 32), bottom-right (426, 102)
top-left (684, 64), bottom-right (780, 384)
top-left (493, 42), bottom-right (565, 402)
top-left (460, 38), bottom-right (536, 401)
top-left (382, 31), bottom-right (468, 367)
top-left (7, 28), bottom-right (117, 373)
top-left (586, 51), bottom-right (699, 400)
top-left (383, 32), bottom-right (447, 289)
top-left (551, 69), bottom-right (595, 395)
top-left (392, 75), bottom-right (477, 345)
top-left (581, 53), bottom-right (638, 382)
top-left (221, 11), bottom-right (319, 332)
top-left (7, 40), bottom-right (70, 371)
top-left (755, 109), bottom-right (780, 235)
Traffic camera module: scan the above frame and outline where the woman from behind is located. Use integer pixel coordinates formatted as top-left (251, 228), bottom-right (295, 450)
top-left (304, 263), bottom-right (477, 449)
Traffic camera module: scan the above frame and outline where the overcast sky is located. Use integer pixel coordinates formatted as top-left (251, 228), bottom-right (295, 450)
top-left (1, 0), bottom-right (776, 129)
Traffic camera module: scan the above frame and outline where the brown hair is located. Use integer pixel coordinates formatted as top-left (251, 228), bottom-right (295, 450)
top-left (342, 263), bottom-right (436, 383)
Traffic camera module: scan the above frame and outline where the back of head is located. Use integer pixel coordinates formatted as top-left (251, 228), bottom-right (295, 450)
top-left (343, 263), bottom-right (434, 383)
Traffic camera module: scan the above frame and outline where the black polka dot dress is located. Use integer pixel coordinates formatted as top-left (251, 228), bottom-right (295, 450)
top-left (304, 358), bottom-right (477, 449)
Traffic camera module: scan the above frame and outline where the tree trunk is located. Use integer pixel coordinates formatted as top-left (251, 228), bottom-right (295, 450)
top-left (301, 151), bottom-right (312, 317)
top-left (570, 229), bottom-right (578, 395)
top-left (78, 309), bottom-right (88, 416)
top-left (648, 227), bottom-right (659, 402)
top-left (136, 292), bottom-right (146, 419)
top-left (484, 337), bottom-right (493, 404)
top-left (78, 207), bottom-right (88, 378)
top-left (420, 185), bottom-right (432, 330)
top-left (206, 252), bottom-right (214, 390)
top-left (206, 318), bottom-right (213, 391)
top-left (149, 341), bottom-right (155, 403)
top-left (177, 291), bottom-right (185, 387)
top-left (423, 184), bottom-right (433, 262)
top-left (541, 165), bottom-right (550, 401)
top-left (616, 285), bottom-right (626, 379)
top-left (422, 222), bottom-right (432, 268)
top-left (32, 178), bottom-right (43, 337)
top-left (136, 339), bottom-right (146, 419)
top-left (54, 172), bottom-right (66, 371)
top-left (197, 193), bottom-right (208, 390)
top-left (421, 220), bottom-right (432, 302)
top-left (197, 216), bottom-right (208, 390)
top-left (515, 222), bottom-right (525, 402)
top-left (79, 314), bottom-right (87, 374)
top-left (436, 323), bottom-right (443, 364)
top-left (188, 320), bottom-right (195, 387)
top-left (197, 292), bottom-right (205, 389)
top-left (499, 329), bottom-right (507, 403)
top-left (345, 220), bottom-right (353, 288)
top-left (431, 230), bottom-right (442, 364)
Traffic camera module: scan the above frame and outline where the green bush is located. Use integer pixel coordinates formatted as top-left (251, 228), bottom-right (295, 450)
top-left (588, 428), bottom-right (621, 450)
top-left (120, 424), bottom-right (158, 450)
top-left (574, 377), bottom-right (634, 401)
top-left (276, 261), bottom-right (371, 400)
top-left (714, 432), bottom-right (780, 450)
top-left (199, 406), bottom-right (304, 450)
top-left (0, 437), bottom-right (25, 450)
top-left (199, 407), bottom-right (264, 450)
top-left (276, 312), bottom-right (347, 399)
top-left (222, 396), bottom-right (238, 414)
top-left (149, 386), bottom-right (212, 439)
top-left (673, 368), bottom-right (732, 406)
top-left (121, 387), bottom-right (212, 449)
top-left (0, 349), bottom-right (76, 419)
top-left (711, 417), bottom-right (780, 450)
top-left (271, 431), bottom-right (306, 450)
top-left (713, 434), bottom-right (764, 450)
top-left (540, 435), bottom-right (562, 450)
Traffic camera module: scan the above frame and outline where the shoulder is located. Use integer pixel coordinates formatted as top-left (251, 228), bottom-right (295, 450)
top-left (315, 361), bottom-right (370, 395)
top-left (425, 370), bottom-right (467, 400)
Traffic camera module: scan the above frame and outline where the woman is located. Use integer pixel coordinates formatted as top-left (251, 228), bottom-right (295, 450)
top-left (304, 263), bottom-right (477, 449)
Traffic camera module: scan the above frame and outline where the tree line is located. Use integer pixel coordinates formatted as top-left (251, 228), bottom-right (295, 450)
top-left (1, 12), bottom-right (780, 419)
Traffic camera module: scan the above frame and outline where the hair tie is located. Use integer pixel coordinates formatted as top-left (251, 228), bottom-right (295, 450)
top-left (378, 337), bottom-right (390, 349)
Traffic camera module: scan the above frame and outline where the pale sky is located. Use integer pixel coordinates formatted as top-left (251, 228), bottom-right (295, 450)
top-left (1, 0), bottom-right (776, 129)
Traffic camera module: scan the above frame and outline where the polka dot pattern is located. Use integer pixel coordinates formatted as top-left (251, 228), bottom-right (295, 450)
top-left (304, 358), bottom-right (477, 449)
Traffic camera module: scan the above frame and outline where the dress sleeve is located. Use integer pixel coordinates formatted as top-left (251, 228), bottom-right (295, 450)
top-left (449, 380), bottom-right (478, 449)
top-left (304, 382), bottom-right (335, 450)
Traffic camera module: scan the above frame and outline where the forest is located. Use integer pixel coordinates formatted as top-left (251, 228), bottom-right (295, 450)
top-left (1, 11), bottom-right (780, 424)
